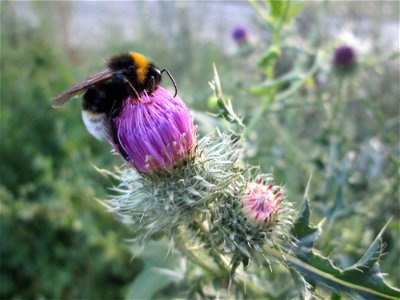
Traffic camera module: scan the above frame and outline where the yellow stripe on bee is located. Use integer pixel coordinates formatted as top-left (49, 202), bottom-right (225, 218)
top-left (129, 52), bottom-right (149, 84)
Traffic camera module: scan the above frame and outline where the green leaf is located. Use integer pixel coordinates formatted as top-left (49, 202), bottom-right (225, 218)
top-left (268, 0), bottom-right (304, 24)
top-left (210, 64), bottom-right (245, 132)
top-left (288, 185), bottom-right (399, 299)
top-left (289, 219), bottom-right (400, 299)
top-left (258, 45), bottom-right (281, 68)
top-left (289, 268), bottom-right (311, 300)
top-left (325, 156), bottom-right (353, 226)
top-left (291, 197), bottom-right (321, 248)
top-left (126, 240), bottom-right (176, 299)
top-left (250, 71), bottom-right (304, 95)
top-left (268, 0), bottom-right (284, 19)
top-left (285, 2), bottom-right (305, 23)
top-left (345, 219), bottom-right (390, 272)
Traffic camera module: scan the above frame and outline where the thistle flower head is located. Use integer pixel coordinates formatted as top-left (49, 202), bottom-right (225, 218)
top-left (242, 180), bottom-right (284, 225)
top-left (112, 87), bottom-right (197, 175)
top-left (103, 134), bottom-right (244, 244)
top-left (232, 26), bottom-right (249, 44)
top-left (333, 44), bottom-right (357, 69)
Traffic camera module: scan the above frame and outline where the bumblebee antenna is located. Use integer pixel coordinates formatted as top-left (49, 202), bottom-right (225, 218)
top-left (161, 69), bottom-right (177, 97)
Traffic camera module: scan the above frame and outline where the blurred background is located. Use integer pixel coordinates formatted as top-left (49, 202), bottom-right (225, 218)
top-left (1, 1), bottom-right (399, 298)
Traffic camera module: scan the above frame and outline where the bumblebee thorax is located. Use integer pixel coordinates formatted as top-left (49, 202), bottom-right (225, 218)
top-left (129, 52), bottom-right (149, 84)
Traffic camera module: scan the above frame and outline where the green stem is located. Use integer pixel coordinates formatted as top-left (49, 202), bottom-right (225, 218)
top-left (245, 0), bottom-right (293, 137)
top-left (193, 220), bottom-right (230, 272)
top-left (326, 78), bottom-right (348, 134)
top-left (267, 0), bottom-right (291, 77)
top-left (173, 232), bottom-right (218, 275)
top-left (245, 95), bottom-right (274, 137)
top-left (273, 0), bottom-right (292, 45)
top-left (244, 55), bottom-right (320, 137)
top-left (189, 220), bottom-right (267, 296)
top-left (249, 0), bottom-right (272, 25)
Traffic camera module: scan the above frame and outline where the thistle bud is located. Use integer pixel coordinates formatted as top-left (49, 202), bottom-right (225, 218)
top-left (333, 45), bottom-right (357, 71)
top-left (232, 27), bottom-right (249, 44)
top-left (209, 176), bottom-right (293, 269)
top-left (112, 87), bottom-right (197, 175)
top-left (242, 181), bottom-right (284, 225)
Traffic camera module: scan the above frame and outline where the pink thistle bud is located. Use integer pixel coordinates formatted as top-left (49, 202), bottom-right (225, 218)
top-left (242, 181), bottom-right (284, 224)
top-left (112, 87), bottom-right (197, 175)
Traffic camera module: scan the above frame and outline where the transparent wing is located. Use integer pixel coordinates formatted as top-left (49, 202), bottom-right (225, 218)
top-left (51, 69), bottom-right (116, 108)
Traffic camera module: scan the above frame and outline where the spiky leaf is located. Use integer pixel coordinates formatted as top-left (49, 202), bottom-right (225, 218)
top-left (291, 197), bottom-right (321, 249)
top-left (290, 202), bottom-right (400, 299)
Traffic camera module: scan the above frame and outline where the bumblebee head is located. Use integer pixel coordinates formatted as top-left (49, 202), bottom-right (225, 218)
top-left (148, 64), bottom-right (162, 88)
top-left (147, 64), bottom-right (177, 97)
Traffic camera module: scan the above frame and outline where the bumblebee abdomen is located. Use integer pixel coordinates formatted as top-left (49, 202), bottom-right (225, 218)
top-left (82, 110), bottom-right (110, 141)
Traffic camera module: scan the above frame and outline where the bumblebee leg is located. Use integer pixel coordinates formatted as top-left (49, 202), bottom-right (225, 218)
top-left (108, 97), bottom-right (129, 160)
top-left (110, 99), bottom-right (123, 118)
top-left (110, 117), bottom-right (130, 162)
top-left (142, 76), bottom-right (155, 104)
top-left (123, 77), bottom-right (142, 101)
top-left (113, 72), bottom-right (145, 103)
top-left (147, 76), bottom-right (156, 93)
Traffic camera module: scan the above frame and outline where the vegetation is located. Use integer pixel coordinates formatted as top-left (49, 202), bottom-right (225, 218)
top-left (1, 1), bottom-right (398, 299)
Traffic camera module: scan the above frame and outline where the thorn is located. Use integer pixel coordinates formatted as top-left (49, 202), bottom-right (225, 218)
top-left (318, 218), bottom-right (327, 227)
top-left (304, 172), bottom-right (313, 199)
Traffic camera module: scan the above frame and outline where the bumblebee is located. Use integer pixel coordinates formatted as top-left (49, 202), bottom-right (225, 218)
top-left (52, 51), bottom-right (177, 159)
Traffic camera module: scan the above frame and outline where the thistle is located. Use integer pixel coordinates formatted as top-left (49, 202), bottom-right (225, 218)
top-left (231, 26), bottom-right (254, 57)
top-left (333, 44), bottom-right (357, 75)
top-left (242, 180), bottom-right (284, 225)
top-left (232, 26), bottom-right (249, 44)
top-left (111, 87), bottom-right (197, 175)
top-left (96, 68), bottom-right (400, 299)
top-left (209, 175), bottom-right (293, 271)
top-left (103, 80), bottom-right (294, 277)
top-left (104, 133), bottom-right (245, 244)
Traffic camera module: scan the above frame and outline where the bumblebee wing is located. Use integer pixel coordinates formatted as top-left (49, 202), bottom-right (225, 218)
top-left (51, 69), bottom-right (116, 108)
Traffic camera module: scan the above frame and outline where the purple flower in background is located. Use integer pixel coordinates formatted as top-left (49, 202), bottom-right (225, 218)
top-left (333, 45), bottom-right (357, 69)
top-left (112, 87), bottom-right (197, 175)
top-left (232, 26), bottom-right (249, 44)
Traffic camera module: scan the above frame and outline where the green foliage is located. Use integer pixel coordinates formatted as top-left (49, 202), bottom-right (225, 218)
top-left (1, 0), bottom-right (399, 299)
top-left (0, 196), bottom-right (143, 299)
top-left (290, 198), bottom-right (400, 299)
top-left (0, 3), bottom-right (143, 298)
top-left (207, 61), bottom-right (400, 298)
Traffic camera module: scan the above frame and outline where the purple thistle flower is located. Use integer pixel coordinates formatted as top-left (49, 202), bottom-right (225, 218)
top-left (232, 26), bottom-right (248, 43)
top-left (112, 87), bottom-right (197, 175)
top-left (333, 45), bottom-right (357, 68)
